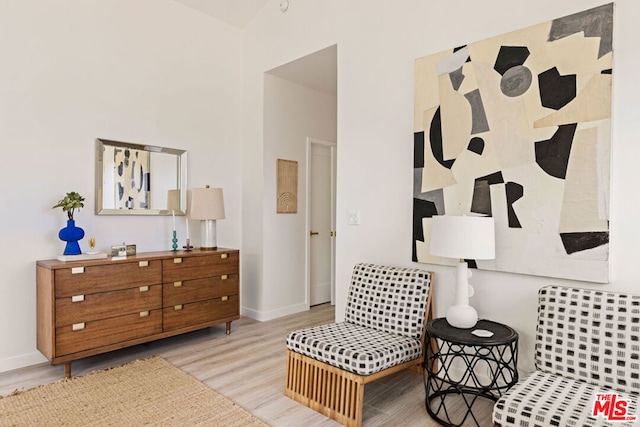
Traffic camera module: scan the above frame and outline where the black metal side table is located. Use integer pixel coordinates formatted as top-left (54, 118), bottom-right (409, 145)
top-left (424, 318), bottom-right (518, 427)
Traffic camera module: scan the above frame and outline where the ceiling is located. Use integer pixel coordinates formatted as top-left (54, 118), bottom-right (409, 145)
top-left (172, 0), bottom-right (269, 29)
top-left (172, 0), bottom-right (337, 95)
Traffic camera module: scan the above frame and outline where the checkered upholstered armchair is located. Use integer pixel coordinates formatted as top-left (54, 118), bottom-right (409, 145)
top-left (285, 263), bottom-right (434, 427)
top-left (493, 285), bottom-right (640, 427)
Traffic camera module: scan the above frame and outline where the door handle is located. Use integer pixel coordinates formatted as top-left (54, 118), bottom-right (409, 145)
top-left (310, 231), bottom-right (319, 236)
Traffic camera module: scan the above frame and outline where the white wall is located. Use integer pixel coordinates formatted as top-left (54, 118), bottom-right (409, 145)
top-left (243, 0), bottom-right (640, 374)
top-left (0, 0), bottom-right (242, 372)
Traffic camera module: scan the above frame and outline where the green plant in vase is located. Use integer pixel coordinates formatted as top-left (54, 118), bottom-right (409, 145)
top-left (52, 191), bottom-right (85, 220)
top-left (52, 191), bottom-right (86, 255)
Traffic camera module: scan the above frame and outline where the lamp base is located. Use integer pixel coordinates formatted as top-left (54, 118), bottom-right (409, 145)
top-left (200, 219), bottom-right (218, 250)
top-left (446, 304), bottom-right (478, 329)
top-left (445, 261), bottom-right (478, 329)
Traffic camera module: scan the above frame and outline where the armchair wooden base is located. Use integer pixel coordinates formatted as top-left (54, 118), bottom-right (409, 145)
top-left (285, 349), bottom-right (422, 427)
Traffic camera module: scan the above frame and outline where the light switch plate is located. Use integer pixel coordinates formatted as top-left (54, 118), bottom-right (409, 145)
top-left (348, 210), bottom-right (360, 225)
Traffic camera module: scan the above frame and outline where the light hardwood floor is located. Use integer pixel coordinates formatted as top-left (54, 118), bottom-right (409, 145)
top-left (0, 304), bottom-right (493, 426)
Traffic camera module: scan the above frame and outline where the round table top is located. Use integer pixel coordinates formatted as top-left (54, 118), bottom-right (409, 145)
top-left (426, 318), bottom-right (518, 346)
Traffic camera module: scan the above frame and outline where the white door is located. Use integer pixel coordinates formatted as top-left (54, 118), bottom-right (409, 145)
top-left (308, 139), bottom-right (336, 306)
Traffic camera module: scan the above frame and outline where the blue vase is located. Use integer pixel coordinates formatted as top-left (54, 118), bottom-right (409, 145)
top-left (59, 219), bottom-right (85, 255)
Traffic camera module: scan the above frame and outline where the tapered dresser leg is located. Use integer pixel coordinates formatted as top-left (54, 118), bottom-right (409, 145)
top-left (64, 362), bottom-right (72, 378)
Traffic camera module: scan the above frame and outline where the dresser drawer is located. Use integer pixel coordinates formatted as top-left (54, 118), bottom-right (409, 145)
top-left (163, 274), bottom-right (239, 307)
top-left (55, 285), bottom-right (162, 326)
top-left (55, 309), bottom-right (162, 356)
top-left (163, 295), bottom-right (239, 331)
top-left (162, 252), bottom-right (238, 282)
top-left (54, 260), bottom-right (162, 298)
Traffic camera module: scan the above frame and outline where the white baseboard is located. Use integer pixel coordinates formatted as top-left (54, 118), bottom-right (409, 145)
top-left (0, 351), bottom-right (48, 374)
top-left (241, 302), bottom-right (308, 322)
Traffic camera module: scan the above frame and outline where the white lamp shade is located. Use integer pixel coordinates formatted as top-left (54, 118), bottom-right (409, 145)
top-left (429, 215), bottom-right (495, 260)
top-left (190, 187), bottom-right (225, 220)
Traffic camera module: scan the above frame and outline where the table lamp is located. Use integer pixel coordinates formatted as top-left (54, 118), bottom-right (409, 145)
top-left (429, 215), bottom-right (495, 329)
top-left (189, 186), bottom-right (225, 250)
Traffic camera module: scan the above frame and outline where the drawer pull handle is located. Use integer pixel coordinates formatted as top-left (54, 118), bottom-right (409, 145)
top-left (174, 258), bottom-right (182, 264)
top-left (71, 267), bottom-right (85, 274)
top-left (174, 305), bottom-right (183, 311)
top-left (173, 281), bottom-right (182, 287)
top-left (221, 275), bottom-right (228, 280)
top-left (221, 254), bottom-right (228, 259)
top-left (139, 311), bottom-right (150, 317)
top-left (221, 296), bottom-right (229, 302)
top-left (139, 261), bottom-right (149, 267)
top-left (139, 286), bottom-right (149, 292)
top-left (72, 322), bottom-right (85, 331)
top-left (71, 295), bottom-right (85, 302)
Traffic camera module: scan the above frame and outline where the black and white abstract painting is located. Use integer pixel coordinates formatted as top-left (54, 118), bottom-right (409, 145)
top-left (413, 4), bottom-right (613, 282)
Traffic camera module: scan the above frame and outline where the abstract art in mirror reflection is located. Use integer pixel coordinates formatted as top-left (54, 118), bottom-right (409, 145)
top-left (114, 147), bottom-right (150, 209)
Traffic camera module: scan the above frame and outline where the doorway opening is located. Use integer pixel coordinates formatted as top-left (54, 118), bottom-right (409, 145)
top-left (263, 44), bottom-right (337, 315)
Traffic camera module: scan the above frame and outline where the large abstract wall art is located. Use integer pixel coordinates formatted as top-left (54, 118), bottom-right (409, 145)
top-left (413, 3), bottom-right (613, 283)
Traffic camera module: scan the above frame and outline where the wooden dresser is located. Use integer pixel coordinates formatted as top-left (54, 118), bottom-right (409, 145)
top-left (36, 248), bottom-right (239, 377)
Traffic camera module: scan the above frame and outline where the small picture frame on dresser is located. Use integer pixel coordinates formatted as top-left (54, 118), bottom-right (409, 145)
top-left (110, 244), bottom-right (127, 260)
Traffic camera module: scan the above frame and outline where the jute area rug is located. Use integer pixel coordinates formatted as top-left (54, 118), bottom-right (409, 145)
top-left (0, 356), bottom-right (269, 426)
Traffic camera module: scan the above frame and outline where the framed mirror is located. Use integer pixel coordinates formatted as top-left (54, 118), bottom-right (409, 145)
top-left (95, 138), bottom-right (187, 215)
